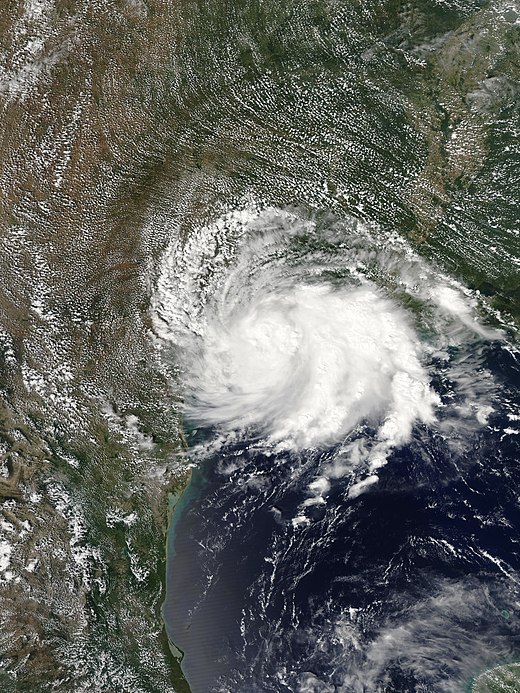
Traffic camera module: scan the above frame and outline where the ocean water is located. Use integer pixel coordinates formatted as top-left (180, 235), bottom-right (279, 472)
top-left (148, 0), bottom-right (520, 690)
top-left (165, 379), bottom-right (520, 692)
top-left (2, 0), bottom-right (519, 688)
top-left (158, 209), bottom-right (520, 692)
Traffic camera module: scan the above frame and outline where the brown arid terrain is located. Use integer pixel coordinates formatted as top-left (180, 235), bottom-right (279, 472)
top-left (0, 1), bottom-right (193, 690)
top-left (0, 0), bottom-right (518, 690)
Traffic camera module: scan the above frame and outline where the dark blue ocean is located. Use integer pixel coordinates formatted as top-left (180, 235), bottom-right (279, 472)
top-left (164, 342), bottom-right (520, 692)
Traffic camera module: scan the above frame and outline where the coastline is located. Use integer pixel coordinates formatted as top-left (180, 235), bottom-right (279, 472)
top-left (162, 465), bottom-right (194, 693)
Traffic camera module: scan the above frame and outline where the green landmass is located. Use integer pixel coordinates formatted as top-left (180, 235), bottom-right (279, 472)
top-left (0, 0), bottom-right (518, 689)
top-left (472, 663), bottom-right (520, 693)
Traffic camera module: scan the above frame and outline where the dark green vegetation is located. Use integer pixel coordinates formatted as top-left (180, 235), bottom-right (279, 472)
top-left (132, 0), bottom-right (520, 319)
top-left (0, 0), bottom-right (518, 690)
top-left (472, 663), bottom-right (520, 692)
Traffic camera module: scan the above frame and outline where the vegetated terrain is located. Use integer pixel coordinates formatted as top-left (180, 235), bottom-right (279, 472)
top-left (0, 0), bottom-right (518, 690)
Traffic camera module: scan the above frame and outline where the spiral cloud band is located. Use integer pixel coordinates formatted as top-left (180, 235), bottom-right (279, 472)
top-left (152, 206), bottom-right (500, 488)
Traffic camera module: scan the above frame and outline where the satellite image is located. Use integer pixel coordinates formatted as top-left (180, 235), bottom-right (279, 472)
top-left (0, 0), bottom-right (519, 692)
